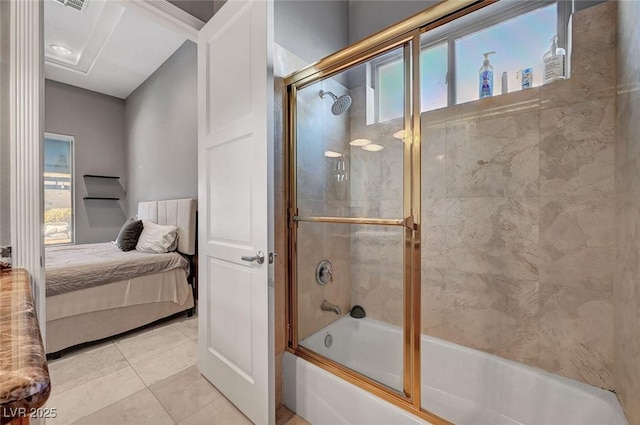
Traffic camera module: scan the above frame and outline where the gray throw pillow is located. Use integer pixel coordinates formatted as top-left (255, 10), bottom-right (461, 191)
top-left (116, 219), bottom-right (143, 251)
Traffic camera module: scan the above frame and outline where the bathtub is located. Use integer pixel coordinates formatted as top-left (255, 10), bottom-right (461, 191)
top-left (284, 316), bottom-right (628, 425)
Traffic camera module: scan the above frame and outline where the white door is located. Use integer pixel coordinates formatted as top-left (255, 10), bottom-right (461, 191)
top-left (197, 1), bottom-right (274, 424)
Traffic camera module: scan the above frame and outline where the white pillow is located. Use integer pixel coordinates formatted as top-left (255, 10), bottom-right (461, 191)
top-left (135, 220), bottom-right (179, 253)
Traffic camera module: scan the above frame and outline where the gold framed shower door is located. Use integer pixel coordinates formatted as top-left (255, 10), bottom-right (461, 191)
top-left (284, 1), bottom-right (496, 423)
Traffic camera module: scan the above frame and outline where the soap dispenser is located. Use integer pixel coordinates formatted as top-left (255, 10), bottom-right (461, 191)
top-left (479, 51), bottom-right (496, 99)
top-left (543, 35), bottom-right (566, 84)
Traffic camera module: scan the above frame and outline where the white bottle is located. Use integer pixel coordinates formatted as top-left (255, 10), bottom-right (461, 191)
top-left (543, 35), bottom-right (566, 84)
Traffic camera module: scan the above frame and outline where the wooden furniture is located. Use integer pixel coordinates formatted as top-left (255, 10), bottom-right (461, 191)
top-left (0, 269), bottom-right (51, 425)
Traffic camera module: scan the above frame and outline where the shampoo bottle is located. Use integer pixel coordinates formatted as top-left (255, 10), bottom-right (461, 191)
top-left (543, 35), bottom-right (566, 83)
top-left (479, 51), bottom-right (496, 99)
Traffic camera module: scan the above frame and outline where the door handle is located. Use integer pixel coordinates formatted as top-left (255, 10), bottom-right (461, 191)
top-left (241, 251), bottom-right (265, 264)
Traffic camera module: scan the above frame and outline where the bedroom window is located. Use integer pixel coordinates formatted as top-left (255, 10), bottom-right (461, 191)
top-left (44, 133), bottom-right (74, 245)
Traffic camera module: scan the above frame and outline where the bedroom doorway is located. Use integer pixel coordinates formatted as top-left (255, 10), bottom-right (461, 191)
top-left (9, 0), bottom-right (276, 424)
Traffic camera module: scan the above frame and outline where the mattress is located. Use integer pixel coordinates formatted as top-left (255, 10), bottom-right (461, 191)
top-left (46, 268), bottom-right (194, 353)
top-left (45, 242), bottom-right (189, 296)
top-left (46, 268), bottom-right (191, 322)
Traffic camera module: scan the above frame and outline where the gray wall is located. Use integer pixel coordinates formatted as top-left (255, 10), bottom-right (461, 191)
top-left (348, 1), bottom-right (437, 44)
top-left (168, 0), bottom-right (218, 22)
top-left (0, 0), bottom-right (10, 247)
top-left (273, 1), bottom-right (438, 67)
top-left (124, 41), bottom-right (198, 219)
top-left (45, 80), bottom-right (127, 244)
top-left (275, 0), bottom-right (349, 64)
top-left (347, 1), bottom-right (604, 45)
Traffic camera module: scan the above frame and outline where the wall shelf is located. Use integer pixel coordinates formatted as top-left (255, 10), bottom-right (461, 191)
top-left (83, 174), bottom-right (120, 179)
top-left (83, 197), bottom-right (120, 200)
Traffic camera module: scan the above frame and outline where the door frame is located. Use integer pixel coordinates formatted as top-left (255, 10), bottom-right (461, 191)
top-left (7, 0), bottom-right (204, 341)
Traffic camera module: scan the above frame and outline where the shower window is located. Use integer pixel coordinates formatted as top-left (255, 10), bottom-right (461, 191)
top-left (376, 43), bottom-right (448, 122)
top-left (454, 2), bottom-right (557, 103)
top-left (373, 0), bottom-right (564, 120)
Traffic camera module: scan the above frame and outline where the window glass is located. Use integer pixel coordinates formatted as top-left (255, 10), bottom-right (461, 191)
top-left (378, 42), bottom-right (448, 122)
top-left (455, 3), bottom-right (558, 104)
top-left (376, 3), bottom-right (559, 119)
top-left (44, 135), bottom-right (74, 245)
top-left (420, 43), bottom-right (448, 112)
top-left (377, 58), bottom-right (404, 122)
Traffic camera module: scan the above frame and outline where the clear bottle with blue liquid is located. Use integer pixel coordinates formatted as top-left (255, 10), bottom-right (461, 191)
top-left (479, 51), bottom-right (496, 99)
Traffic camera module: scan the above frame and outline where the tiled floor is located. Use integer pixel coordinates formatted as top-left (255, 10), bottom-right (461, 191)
top-left (46, 314), bottom-right (307, 425)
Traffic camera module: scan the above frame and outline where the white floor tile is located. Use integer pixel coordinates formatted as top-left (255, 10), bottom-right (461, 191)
top-left (69, 389), bottom-right (175, 425)
top-left (150, 365), bottom-right (221, 422)
top-left (115, 325), bottom-right (191, 364)
top-left (130, 340), bottom-right (198, 386)
top-left (46, 366), bottom-right (146, 425)
top-left (177, 396), bottom-right (253, 425)
top-left (48, 343), bottom-right (128, 394)
top-left (173, 316), bottom-right (198, 342)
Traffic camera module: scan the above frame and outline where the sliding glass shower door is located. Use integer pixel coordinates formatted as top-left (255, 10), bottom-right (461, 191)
top-left (289, 41), bottom-right (418, 401)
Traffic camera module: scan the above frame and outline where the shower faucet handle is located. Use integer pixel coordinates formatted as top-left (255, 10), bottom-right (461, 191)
top-left (320, 266), bottom-right (332, 281)
top-left (315, 260), bottom-right (333, 285)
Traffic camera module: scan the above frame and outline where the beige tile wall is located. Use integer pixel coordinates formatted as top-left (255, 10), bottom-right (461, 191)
top-left (347, 2), bottom-right (617, 390)
top-left (421, 1), bottom-right (617, 390)
top-left (615, 0), bottom-right (640, 423)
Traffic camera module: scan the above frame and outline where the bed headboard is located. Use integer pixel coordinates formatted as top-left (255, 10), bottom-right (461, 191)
top-left (137, 198), bottom-right (197, 255)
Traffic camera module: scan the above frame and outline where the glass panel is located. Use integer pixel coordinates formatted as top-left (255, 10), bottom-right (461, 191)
top-left (44, 135), bottom-right (73, 245)
top-left (295, 46), bottom-right (405, 219)
top-left (455, 3), bottom-right (557, 104)
top-left (296, 221), bottom-right (405, 393)
top-left (420, 43), bottom-right (448, 112)
top-left (378, 59), bottom-right (404, 122)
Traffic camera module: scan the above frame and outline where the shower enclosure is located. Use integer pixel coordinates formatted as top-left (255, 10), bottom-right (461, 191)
top-left (285, 0), bottom-right (629, 423)
top-left (289, 38), bottom-right (419, 407)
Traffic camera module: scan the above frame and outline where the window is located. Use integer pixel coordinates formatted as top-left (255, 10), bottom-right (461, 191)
top-left (377, 57), bottom-right (404, 123)
top-left (373, 1), bottom-right (564, 122)
top-left (44, 134), bottom-right (74, 245)
top-left (420, 42), bottom-right (448, 112)
top-left (455, 3), bottom-right (557, 104)
top-left (374, 42), bottom-right (448, 122)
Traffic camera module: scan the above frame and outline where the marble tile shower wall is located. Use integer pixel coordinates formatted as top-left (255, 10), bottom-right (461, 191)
top-left (615, 0), bottom-right (640, 423)
top-left (423, 2), bottom-right (617, 390)
top-left (296, 78), bottom-right (352, 340)
top-left (348, 86), bottom-right (406, 327)
top-left (347, 1), bottom-right (616, 390)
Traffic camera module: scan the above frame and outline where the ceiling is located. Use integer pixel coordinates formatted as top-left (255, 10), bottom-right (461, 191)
top-left (44, 0), bottom-right (189, 99)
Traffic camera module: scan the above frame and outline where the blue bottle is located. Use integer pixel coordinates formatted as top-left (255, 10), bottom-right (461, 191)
top-left (479, 51), bottom-right (496, 99)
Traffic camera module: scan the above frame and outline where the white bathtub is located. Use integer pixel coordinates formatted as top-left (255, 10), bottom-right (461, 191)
top-left (284, 316), bottom-right (628, 425)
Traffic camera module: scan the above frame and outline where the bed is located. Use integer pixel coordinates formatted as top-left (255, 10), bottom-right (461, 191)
top-left (45, 198), bottom-right (197, 354)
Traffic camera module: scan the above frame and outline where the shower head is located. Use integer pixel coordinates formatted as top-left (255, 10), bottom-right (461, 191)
top-left (319, 90), bottom-right (352, 115)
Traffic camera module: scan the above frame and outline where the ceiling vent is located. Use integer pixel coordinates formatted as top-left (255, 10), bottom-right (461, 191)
top-left (54, 0), bottom-right (88, 13)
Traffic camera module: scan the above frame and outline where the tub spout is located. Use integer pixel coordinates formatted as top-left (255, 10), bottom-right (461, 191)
top-left (321, 299), bottom-right (341, 315)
